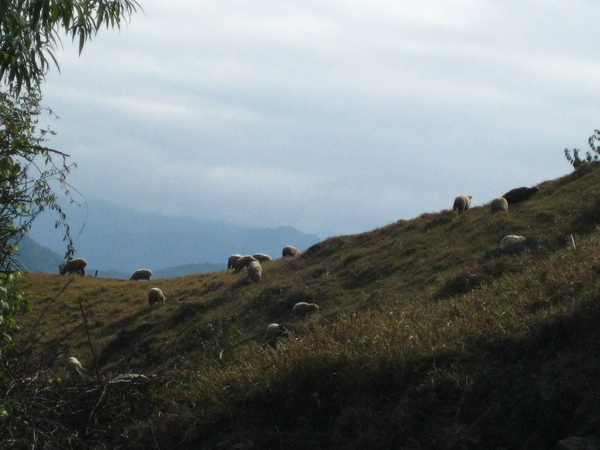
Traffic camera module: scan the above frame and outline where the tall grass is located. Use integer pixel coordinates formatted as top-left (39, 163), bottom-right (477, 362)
top-left (7, 166), bottom-right (600, 448)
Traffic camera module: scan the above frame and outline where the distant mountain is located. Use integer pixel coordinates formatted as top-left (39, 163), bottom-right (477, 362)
top-left (27, 198), bottom-right (321, 274)
top-left (15, 235), bottom-right (227, 278)
top-left (15, 235), bottom-right (64, 273)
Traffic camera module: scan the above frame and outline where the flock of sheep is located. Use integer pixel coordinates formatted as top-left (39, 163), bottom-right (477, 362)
top-left (453, 185), bottom-right (545, 249)
top-left (58, 244), bottom-right (318, 363)
top-left (57, 184), bottom-right (553, 371)
top-left (225, 246), bottom-right (320, 347)
top-left (452, 186), bottom-right (540, 215)
top-left (452, 185), bottom-right (578, 254)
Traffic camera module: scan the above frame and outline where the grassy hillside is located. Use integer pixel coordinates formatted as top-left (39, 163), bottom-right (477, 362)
top-left (6, 165), bottom-right (600, 449)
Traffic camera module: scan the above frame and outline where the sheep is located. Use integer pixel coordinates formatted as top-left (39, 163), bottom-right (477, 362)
top-left (252, 253), bottom-right (273, 263)
top-left (130, 269), bottom-right (152, 281)
top-left (65, 356), bottom-right (86, 379)
top-left (500, 235), bottom-right (526, 248)
top-left (282, 246), bottom-right (300, 257)
top-left (485, 237), bottom-right (548, 259)
top-left (227, 254), bottom-right (242, 270)
top-left (490, 197), bottom-right (509, 213)
top-left (148, 287), bottom-right (165, 307)
top-left (233, 255), bottom-right (258, 272)
top-left (292, 302), bottom-right (319, 319)
top-left (247, 260), bottom-right (262, 282)
top-left (265, 323), bottom-right (288, 347)
top-left (452, 195), bottom-right (472, 215)
top-left (502, 186), bottom-right (540, 205)
top-left (59, 258), bottom-right (87, 277)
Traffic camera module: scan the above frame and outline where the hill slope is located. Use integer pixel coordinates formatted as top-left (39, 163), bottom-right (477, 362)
top-left (8, 166), bottom-right (600, 449)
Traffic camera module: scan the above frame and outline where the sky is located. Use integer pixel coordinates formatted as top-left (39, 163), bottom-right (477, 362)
top-left (39, 0), bottom-right (600, 239)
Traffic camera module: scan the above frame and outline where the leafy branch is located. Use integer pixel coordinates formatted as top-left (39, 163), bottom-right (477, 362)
top-left (564, 129), bottom-right (600, 169)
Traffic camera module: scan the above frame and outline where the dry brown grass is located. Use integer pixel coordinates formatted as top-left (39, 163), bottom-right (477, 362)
top-left (6, 166), bottom-right (600, 448)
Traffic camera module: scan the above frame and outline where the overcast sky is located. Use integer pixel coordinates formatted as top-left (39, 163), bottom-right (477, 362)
top-left (40, 1), bottom-right (600, 238)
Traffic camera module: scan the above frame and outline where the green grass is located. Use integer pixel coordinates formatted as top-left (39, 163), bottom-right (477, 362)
top-left (5, 166), bottom-right (600, 448)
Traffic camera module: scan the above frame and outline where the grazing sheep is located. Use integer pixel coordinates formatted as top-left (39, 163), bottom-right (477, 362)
top-left (485, 237), bottom-right (548, 259)
top-left (502, 186), bottom-right (540, 205)
top-left (252, 253), bottom-right (273, 263)
top-left (59, 258), bottom-right (87, 277)
top-left (130, 269), bottom-right (152, 281)
top-left (500, 235), bottom-right (526, 248)
top-left (234, 255), bottom-right (258, 272)
top-left (148, 287), bottom-right (165, 307)
top-left (292, 302), bottom-right (319, 319)
top-left (453, 195), bottom-right (472, 215)
top-left (490, 197), bottom-right (509, 213)
top-left (227, 254), bottom-right (242, 270)
top-left (265, 323), bottom-right (288, 347)
top-left (247, 260), bottom-right (262, 282)
top-left (66, 356), bottom-right (86, 379)
top-left (282, 246), bottom-right (300, 257)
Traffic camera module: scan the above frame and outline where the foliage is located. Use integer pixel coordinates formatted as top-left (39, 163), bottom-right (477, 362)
top-left (0, 272), bottom-right (29, 348)
top-left (1, 0), bottom-right (141, 94)
top-left (0, 90), bottom-right (76, 270)
top-left (0, 0), bottom-right (140, 345)
top-left (564, 128), bottom-right (600, 169)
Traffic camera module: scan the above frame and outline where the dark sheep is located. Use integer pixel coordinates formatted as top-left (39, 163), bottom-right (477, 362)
top-left (502, 186), bottom-right (540, 204)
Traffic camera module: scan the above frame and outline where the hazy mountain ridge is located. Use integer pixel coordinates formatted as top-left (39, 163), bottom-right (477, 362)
top-left (16, 235), bottom-right (227, 278)
top-left (26, 198), bottom-right (321, 274)
top-left (15, 235), bottom-right (64, 273)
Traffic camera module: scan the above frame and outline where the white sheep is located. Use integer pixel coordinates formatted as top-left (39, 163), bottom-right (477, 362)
top-left (500, 235), bottom-right (526, 248)
top-left (292, 302), bottom-right (319, 319)
top-left (247, 260), bottom-right (262, 282)
top-left (227, 254), bottom-right (242, 270)
top-left (265, 323), bottom-right (287, 347)
top-left (452, 195), bottom-right (472, 215)
top-left (59, 258), bottom-right (87, 277)
top-left (66, 356), bottom-right (86, 379)
top-left (490, 197), bottom-right (509, 213)
top-left (130, 269), bottom-right (152, 281)
top-left (252, 253), bottom-right (273, 262)
top-left (282, 246), bottom-right (300, 257)
top-left (148, 287), bottom-right (165, 307)
top-left (234, 255), bottom-right (258, 272)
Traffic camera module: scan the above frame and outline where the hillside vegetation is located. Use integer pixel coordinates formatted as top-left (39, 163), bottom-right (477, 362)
top-left (6, 166), bottom-right (600, 449)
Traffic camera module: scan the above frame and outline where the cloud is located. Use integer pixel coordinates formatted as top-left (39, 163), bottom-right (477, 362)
top-left (38, 1), bottom-right (600, 237)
